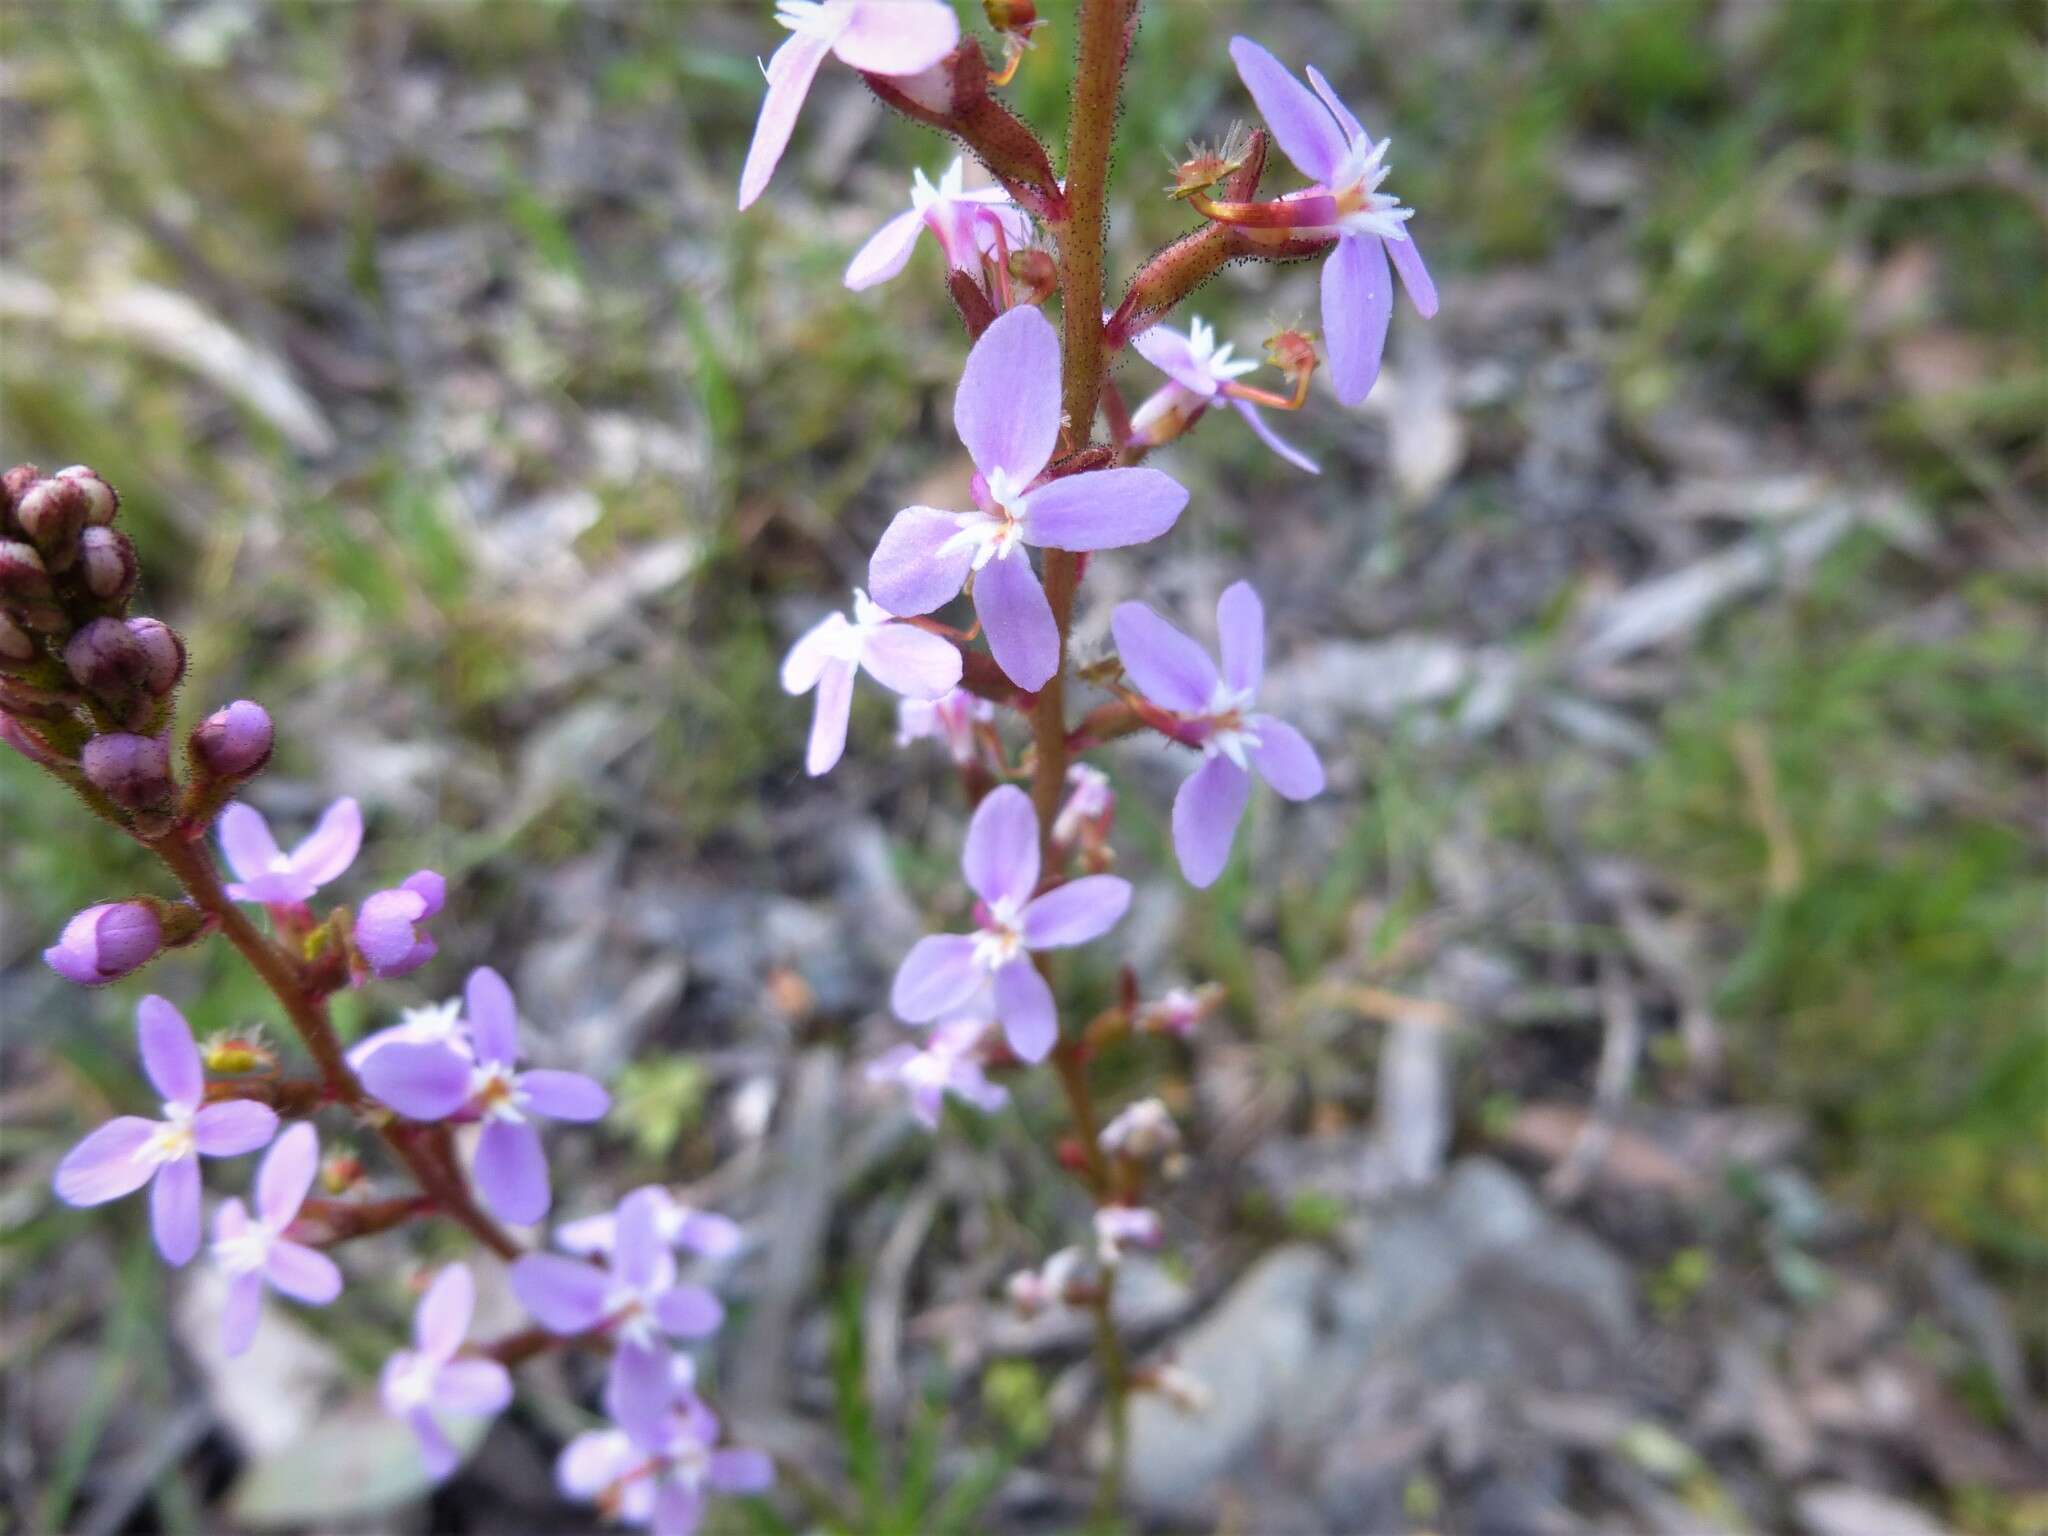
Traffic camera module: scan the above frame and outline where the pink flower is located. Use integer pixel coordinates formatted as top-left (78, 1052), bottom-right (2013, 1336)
top-left (866, 1016), bottom-right (1008, 1127)
top-left (44, 901), bottom-right (162, 986)
top-left (352, 870), bottom-right (446, 982)
top-left (1052, 763), bottom-right (1114, 847)
top-left (869, 306), bottom-right (1189, 690)
top-left (1111, 582), bottom-right (1324, 888)
top-left (1229, 37), bottom-right (1437, 405)
top-left (739, 0), bottom-right (961, 210)
top-left (211, 1123), bottom-right (344, 1354)
top-left (188, 699), bottom-right (273, 780)
top-left (1129, 317), bottom-right (1318, 473)
top-left (889, 785), bottom-right (1131, 1062)
top-left (555, 1186), bottom-right (745, 1265)
top-left (218, 796), bottom-right (362, 907)
top-left (845, 158), bottom-right (1032, 291)
top-left (558, 1395), bottom-right (774, 1536)
top-left (512, 1188), bottom-right (725, 1445)
top-left (896, 686), bottom-right (993, 764)
top-left (781, 590), bottom-right (962, 776)
top-left (52, 995), bottom-right (278, 1265)
top-left (381, 1264), bottom-right (514, 1480)
top-left (358, 966), bottom-right (609, 1225)
top-left (1093, 1204), bottom-right (1163, 1264)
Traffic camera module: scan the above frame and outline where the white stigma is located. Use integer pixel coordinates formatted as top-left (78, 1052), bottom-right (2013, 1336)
top-left (1200, 680), bottom-right (1261, 769)
top-left (468, 1060), bottom-right (527, 1124)
top-left (972, 895), bottom-right (1028, 969)
top-left (1331, 136), bottom-right (1413, 243)
top-left (215, 1221), bottom-right (274, 1276)
top-left (384, 1350), bottom-right (439, 1411)
top-left (141, 1101), bottom-right (198, 1165)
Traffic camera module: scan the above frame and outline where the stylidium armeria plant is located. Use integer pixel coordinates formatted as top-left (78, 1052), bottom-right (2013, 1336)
top-left (20, 0), bottom-right (1432, 1523)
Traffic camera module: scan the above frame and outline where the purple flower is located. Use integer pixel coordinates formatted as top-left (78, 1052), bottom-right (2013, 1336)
top-left (739, 0), bottom-right (961, 210)
top-left (1052, 763), bottom-right (1114, 846)
top-left (381, 1263), bottom-right (514, 1480)
top-left (52, 995), bottom-right (278, 1265)
top-left (347, 995), bottom-right (470, 1072)
top-left (845, 158), bottom-right (1032, 291)
top-left (558, 1396), bottom-right (774, 1536)
top-left (1229, 37), bottom-right (1437, 405)
top-left (1111, 582), bottom-right (1325, 888)
top-left (868, 306), bottom-right (1189, 690)
top-left (188, 699), bottom-right (273, 780)
top-left (781, 590), bottom-right (963, 776)
top-left (358, 967), bottom-right (609, 1225)
top-left (352, 870), bottom-right (446, 981)
top-left (44, 901), bottom-right (162, 986)
top-left (210, 1123), bottom-right (344, 1354)
top-left (1129, 317), bottom-right (1319, 474)
top-left (512, 1188), bottom-right (726, 1445)
top-left (889, 785), bottom-right (1131, 1062)
top-left (866, 1016), bottom-right (1008, 1128)
top-left (219, 796), bottom-right (363, 907)
top-left (1093, 1204), bottom-right (1163, 1264)
top-left (557, 1186), bottom-right (745, 1264)
top-left (896, 685), bottom-right (994, 765)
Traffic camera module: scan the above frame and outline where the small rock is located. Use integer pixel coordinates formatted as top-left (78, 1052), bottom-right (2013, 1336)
top-left (1796, 1483), bottom-right (1952, 1536)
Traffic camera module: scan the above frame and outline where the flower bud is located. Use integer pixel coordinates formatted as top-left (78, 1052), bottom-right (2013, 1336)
top-left (0, 612), bottom-right (34, 670)
top-left (0, 539), bottom-right (52, 603)
top-left (64, 617), bottom-right (144, 696)
top-left (320, 1150), bottom-right (366, 1196)
top-left (1, 463), bottom-right (41, 530)
top-left (76, 527), bottom-right (139, 605)
top-left (125, 617), bottom-right (186, 695)
top-left (81, 730), bottom-right (175, 809)
top-left (54, 466), bottom-right (119, 526)
top-left (14, 477), bottom-right (88, 570)
top-left (188, 698), bottom-right (273, 780)
top-left (43, 901), bottom-right (163, 986)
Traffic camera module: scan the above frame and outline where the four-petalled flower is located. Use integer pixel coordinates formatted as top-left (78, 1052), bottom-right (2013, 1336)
top-left (211, 1122), bottom-right (344, 1354)
top-left (1129, 317), bottom-right (1319, 474)
top-left (781, 590), bottom-right (963, 776)
top-left (845, 158), bottom-right (1032, 291)
top-left (218, 796), bottom-right (363, 907)
top-left (557, 1392), bottom-right (774, 1536)
top-left (866, 1015), bottom-right (1009, 1128)
top-left (381, 1263), bottom-right (515, 1480)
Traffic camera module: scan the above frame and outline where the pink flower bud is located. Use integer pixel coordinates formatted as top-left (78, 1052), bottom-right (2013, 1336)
top-left (43, 901), bottom-right (162, 986)
top-left (76, 528), bottom-right (138, 604)
top-left (54, 466), bottom-right (119, 526)
top-left (81, 731), bottom-right (174, 809)
top-left (0, 463), bottom-right (41, 529)
top-left (14, 477), bottom-right (87, 570)
top-left (64, 617), bottom-right (143, 696)
top-left (0, 539), bottom-right (52, 603)
top-left (189, 699), bottom-right (273, 779)
top-left (124, 618), bottom-right (185, 695)
top-left (0, 612), bottom-right (34, 669)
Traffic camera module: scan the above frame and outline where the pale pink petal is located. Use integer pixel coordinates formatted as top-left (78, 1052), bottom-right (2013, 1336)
top-left (219, 1270), bottom-right (266, 1356)
top-left (781, 612), bottom-right (852, 694)
top-left (192, 1100), bottom-right (279, 1158)
top-left (216, 802), bottom-right (282, 884)
top-left (1216, 581), bottom-right (1265, 695)
top-left (408, 1408), bottom-right (460, 1481)
top-left (151, 1153), bottom-right (202, 1265)
top-left (264, 1239), bottom-right (343, 1304)
top-left (257, 1122), bottom-right (320, 1228)
top-left (432, 1358), bottom-right (512, 1415)
top-left (417, 1264), bottom-right (476, 1358)
top-left (1303, 63), bottom-right (1369, 146)
top-left (676, 1210), bottom-right (745, 1259)
top-left (360, 1042), bottom-right (471, 1122)
top-left (520, 1070), bottom-right (609, 1123)
top-left (558, 1428), bottom-right (638, 1500)
top-left (832, 0), bottom-right (959, 75)
top-left (53, 1117), bottom-right (158, 1205)
top-left (858, 622), bottom-right (962, 699)
top-left (993, 959), bottom-right (1056, 1063)
top-left (1231, 398), bottom-right (1321, 474)
top-left (1131, 325), bottom-right (1218, 397)
top-left (654, 1283), bottom-right (724, 1338)
top-left (1388, 229), bottom-right (1439, 318)
top-left (710, 1448), bottom-right (777, 1495)
top-left (464, 965), bottom-right (521, 1068)
top-left (475, 1120), bottom-right (550, 1226)
top-left (1173, 755), bottom-right (1252, 889)
top-left (1229, 36), bottom-right (1347, 183)
top-left (963, 783), bottom-right (1040, 907)
top-left (1248, 715), bottom-right (1325, 800)
top-left (1322, 232), bottom-right (1392, 406)
top-left (973, 552), bottom-right (1059, 692)
top-left (844, 206), bottom-right (926, 290)
top-left (510, 1253), bottom-right (610, 1333)
top-left (805, 658), bottom-right (857, 776)
top-left (136, 995), bottom-right (203, 1108)
top-left (738, 26), bottom-right (835, 211)
top-left (891, 933), bottom-right (984, 1022)
top-left (652, 1480), bottom-right (705, 1536)
top-left (1021, 467), bottom-right (1187, 551)
top-left (954, 305), bottom-right (1061, 482)
top-left (606, 1339), bottom-right (673, 1449)
top-left (614, 1186), bottom-right (669, 1290)
top-left (869, 506), bottom-right (977, 616)
top-left (1019, 875), bottom-right (1131, 949)
top-left (1110, 601), bottom-right (1219, 713)
top-left (287, 797), bottom-right (362, 888)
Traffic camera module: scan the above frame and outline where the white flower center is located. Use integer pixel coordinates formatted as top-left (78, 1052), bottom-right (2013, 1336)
top-left (468, 1061), bottom-right (527, 1124)
top-left (774, 0), bottom-right (848, 40)
top-left (385, 1350), bottom-right (439, 1411)
top-left (215, 1222), bottom-right (275, 1276)
top-left (1200, 681), bottom-right (1261, 769)
top-left (400, 997), bottom-right (466, 1045)
top-left (1184, 317), bottom-right (1258, 390)
top-left (1330, 136), bottom-right (1413, 242)
top-left (972, 895), bottom-right (1028, 969)
top-left (142, 1101), bottom-right (197, 1165)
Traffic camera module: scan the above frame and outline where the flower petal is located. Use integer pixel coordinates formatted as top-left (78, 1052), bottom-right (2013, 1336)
top-left (832, 0), bottom-right (959, 75)
top-left (606, 1339), bottom-right (674, 1451)
top-left (1216, 581), bottom-right (1265, 695)
top-left (1131, 324), bottom-right (1218, 397)
top-left (217, 802), bottom-right (282, 884)
top-left (954, 305), bottom-right (1060, 482)
top-left (676, 1210), bottom-right (745, 1259)
top-left (1021, 467), bottom-right (1187, 551)
top-left (408, 1408), bottom-right (460, 1482)
top-left (805, 657), bottom-right (857, 777)
top-left (1228, 36), bottom-right (1348, 183)
top-left (432, 1357), bottom-right (513, 1416)
top-left (1388, 227), bottom-right (1439, 318)
top-left (151, 1152), bottom-right (202, 1266)
top-left (711, 1448), bottom-right (777, 1495)
top-left (475, 1120), bottom-right (550, 1226)
top-left (1248, 715), bottom-right (1326, 800)
top-left (510, 1253), bottom-right (610, 1334)
top-left (844, 205), bottom-right (927, 291)
top-left (869, 506), bottom-right (977, 617)
top-left (53, 1117), bottom-right (159, 1206)
top-left (558, 1428), bottom-right (637, 1500)
top-left (417, 1263), bottom-right (476, 1357)
top-left (993, 959), bottom-right (1056, 1063)
top-left (265, 1238), bottom-right (343, 1304)
top-left (613, 1186), bottom-right (669, 1291)
top-left (520, 1070), bottom-right (610, 1123)
top-left (220, 1270), bottom-right (265, 1357)
top-left (1019, 875), bottom-right (1131, 949)
top-left (973, 552), bottom-right (1059, 692)
top-left (1303, 63), bottom-right (1369, 146)
top-left (258, 1122), bottom-right (320, 1228)
top-left (1322, 231), bottom-right (1392, 406)
top-left (288, 797), bottom-right (362, 888)
top-left (963, 783), bottom-right (1040, 906)
top-left (464, 965), bottom-right (521, 1069)
top-left (136, 995), bottom-right (203, 1107)
top-left (652, 1480), bottom-right (705, 1536)
top-left (858, 622), bottom-right (962, 700)
top-left (1172, 754), bottom-right (1252, 889)
top-left (738, 25), bottom-right (834, 210)
top-left (654, 1283), bottom-right (725, 1339)
top-left (361, 1042), bottom-right (472, 1122)
top-left (1110, 601), bottom-right (1219, 713)
top-left (891, 933), bottom-right (984, 1022)
top-left (781, 611), bottom-right (852, 695)
top-left (192, 1100), bottom-right (279, 1158)
top-left (1230, 398), bottom-right (1320, 474)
